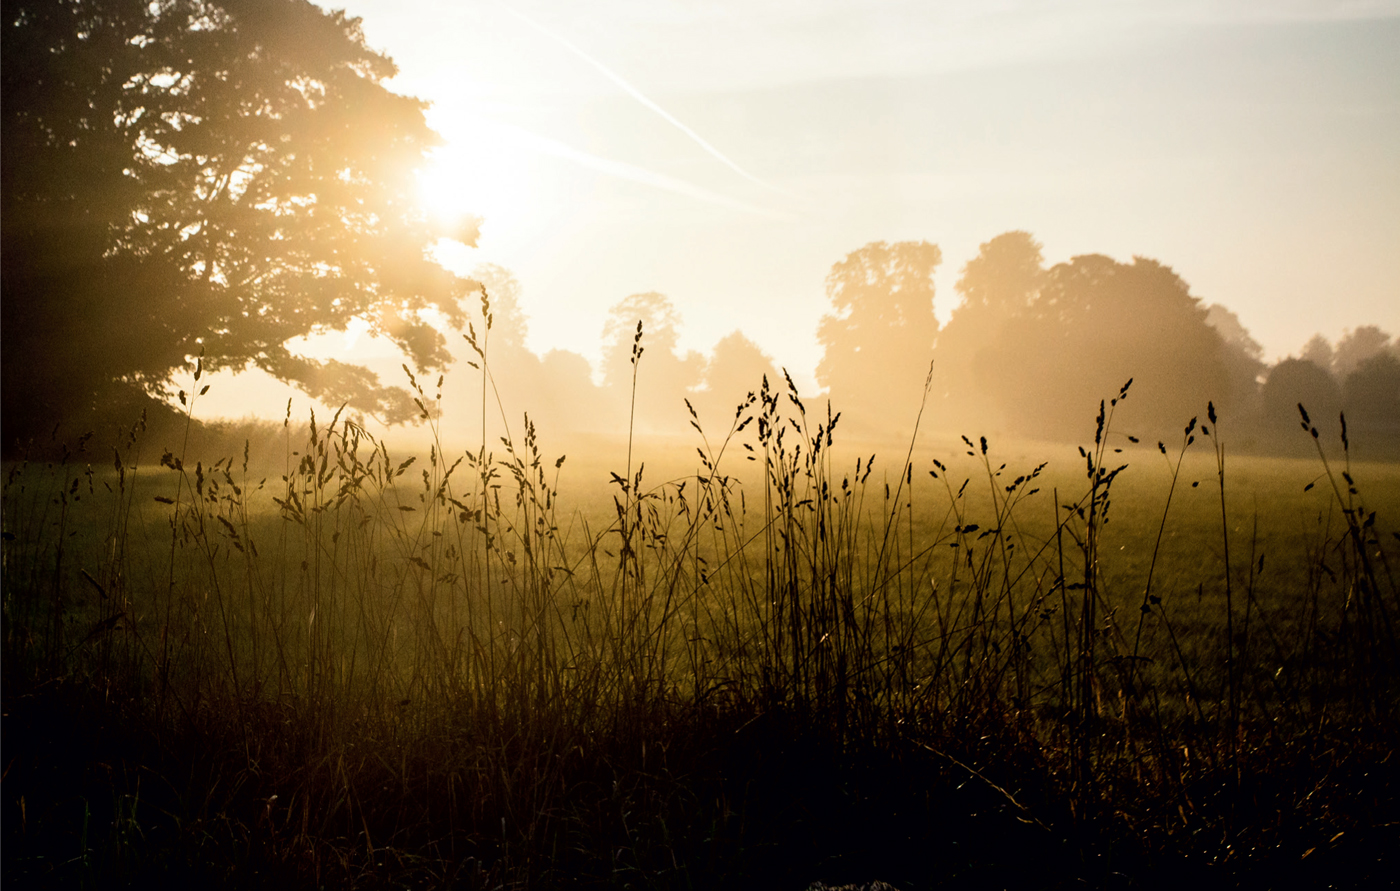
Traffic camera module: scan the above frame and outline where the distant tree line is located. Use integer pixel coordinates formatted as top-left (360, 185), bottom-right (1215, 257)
top-left (816, 233), bottom-right (1397, 451)
top-left (424, 266), bottom-right (780, 446)
top-left (511, 231), bottom-right (1393, 453)
top-left (431, 236), bottom-right (1396, 459)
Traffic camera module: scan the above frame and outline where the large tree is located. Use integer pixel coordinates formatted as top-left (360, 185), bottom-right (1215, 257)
top-left (816, 240), bottom-right (942, 434)
top-left (953, 230), bottom-right (1044, 315)
top-left (1260, 357), bottom-right (1341, 445)
top-left (976, 254), bottom-right (1232, 440)
top-left (601, 292), bottom-right (704, 434)
top-left (1300, 334), bottom-right (1337, 375)
top-left (932, 231), bottom-right (1045, 428)
top-left (696, 330), bottom-right (778, 427)
top-left (1332, 325), bottom-right (1395, 382)
top-left (1203, 303), bottom-right (1266, 422)
top-left (1342, 353), bottom-right (1400, 446)
top-left (2, 0), bottom-right (475, 447)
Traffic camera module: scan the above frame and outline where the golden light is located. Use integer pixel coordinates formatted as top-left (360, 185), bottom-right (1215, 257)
top-left (416, 118), bottom-right (538, 240)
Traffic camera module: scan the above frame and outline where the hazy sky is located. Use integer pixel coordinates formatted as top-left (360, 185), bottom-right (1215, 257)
top-left (318, 0), bottom-right (1399, 393)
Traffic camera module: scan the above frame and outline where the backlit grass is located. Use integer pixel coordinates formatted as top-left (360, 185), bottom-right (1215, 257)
top-left (3, 350), bottom-right (1397, 889)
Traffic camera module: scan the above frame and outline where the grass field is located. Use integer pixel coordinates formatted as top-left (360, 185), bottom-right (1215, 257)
top-left (3, 371), bottom-right (1397, 889)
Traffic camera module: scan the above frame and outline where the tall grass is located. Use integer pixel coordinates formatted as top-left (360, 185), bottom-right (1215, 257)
top-left (3, 334), bottom-right (1397, 889)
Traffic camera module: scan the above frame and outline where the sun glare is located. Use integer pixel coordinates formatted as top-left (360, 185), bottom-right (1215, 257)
top-left (416, 126), bottom-right (536, 238)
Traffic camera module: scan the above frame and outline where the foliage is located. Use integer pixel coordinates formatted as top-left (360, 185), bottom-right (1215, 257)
top-left (1204, 303), bottom-right (1265, 362)
top-left (1343, 352), bottom-right (1400, 439)
top-left (952, 230), bottom-right (1044, 314)
top-left (1300, 333), bottom-right (1337, 373)
top-left (466, 263), bottom-right (530, 352)
top-left (1201, 303), bottom-right (1267, 423)
top-left (1261, 358), bottom-right (1341, 432)
top-left (1332, 325), bottom-right (1396, 381)
top-left (1, 0), bottom-right (475, 449)
top-left (697, 330), bottom-right (779, 423)
top-left (932, 231), bottom-right (1045, 427)
top-left (602, 292), bottom-right (704, 433)
top-left (973, 253), bottom-right (1233, 439)
top-left (817, 241), bottom-right (942, 433)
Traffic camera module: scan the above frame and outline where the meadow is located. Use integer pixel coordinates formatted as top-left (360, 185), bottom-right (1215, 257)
top-left (3, 366), bottom-right (1397, 889)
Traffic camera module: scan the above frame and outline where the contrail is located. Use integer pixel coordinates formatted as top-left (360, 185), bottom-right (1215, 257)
top-left (490, 0), bottom-right (791, 198)
top-left (455, 115), bottom-right (796, 220)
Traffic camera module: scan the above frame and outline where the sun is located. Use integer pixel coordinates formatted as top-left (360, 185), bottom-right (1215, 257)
top-left (415, 118), bottom-right (538, 240)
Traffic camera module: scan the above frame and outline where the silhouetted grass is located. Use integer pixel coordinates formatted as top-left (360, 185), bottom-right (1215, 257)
top-left (3, 336), bottom-right (1397, 889)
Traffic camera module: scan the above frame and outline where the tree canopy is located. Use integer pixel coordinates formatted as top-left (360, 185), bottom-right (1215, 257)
top-left (932, 231), bottom-right (1045, 427)
top-left (1332, 326), bottom-right (1396, 381)
top-left (1342, 353), bottom-right (1400, 438)
top-left (602, 292), bottom-right (703, 434)
top-left (973, 253), bottom-right (1231, 439)
top-left (2, 0), bottom-right (475, 447)
top-left (953, 230), bottom-right (1044, 315)
top-left (697, 330), bottom-right (777, 426)
top-left (816, 240), bottom-right (941, 432)
top-left (1260, 357), bottom-right (1340, 439)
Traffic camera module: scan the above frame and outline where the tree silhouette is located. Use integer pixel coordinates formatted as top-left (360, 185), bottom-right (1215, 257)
top-left (1342, 353), bottom-right (1400, 446)
top-left (1300, 334), bottom-right (1337, 376)
top-left (1332, 326), bottom-right (1395, 382)
top-left (444, 265), bottom-right (605, 440)
top-left (816, 240), bottom-right (942, 435)
top-left (537, 349), bottom-right (607, 433)
top-left (1205, 304), bottom-right (1264, 363)
top-left (1204, 303), bottom-right (1266, 423)
top-left (2, 0), bottom-right (475, 448)
top-left (468, 264), bottom-right (531, 353)
top-left (977, 254), bottom-right (1231, 440)
top-left (601, 292), bottom-right (703, 434)
top-left (954, 230), bottom-right (1045, 314)
top-left (696, 330), bottom-right (778, 428)
top-left (1260, 358), bottom-right (1341, 445)
top-left (933, 231), bottom-right (1045, 428)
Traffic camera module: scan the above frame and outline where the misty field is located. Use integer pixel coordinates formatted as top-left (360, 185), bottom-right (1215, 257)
top-left (3, 373), bottom-right (1397, 890)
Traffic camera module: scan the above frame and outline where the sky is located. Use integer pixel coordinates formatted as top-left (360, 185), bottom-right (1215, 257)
top-left (290, 0), bottom-right (1399, 399)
